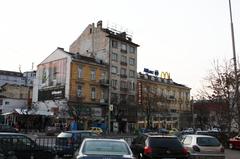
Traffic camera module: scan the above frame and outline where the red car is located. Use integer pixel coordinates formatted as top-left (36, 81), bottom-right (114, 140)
top-left (229, 134), bottom-right (240, 149)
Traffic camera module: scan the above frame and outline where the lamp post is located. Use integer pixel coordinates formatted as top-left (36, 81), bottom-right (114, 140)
top-left (228, 0), bottom-right (238, 109)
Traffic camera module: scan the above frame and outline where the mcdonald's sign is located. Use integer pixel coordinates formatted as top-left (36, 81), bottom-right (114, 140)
top-left (160, 72), bottom-right (170, 79)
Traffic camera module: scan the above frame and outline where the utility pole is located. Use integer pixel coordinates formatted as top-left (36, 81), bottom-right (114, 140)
top-left (228, 0), bottom-right (239, 115)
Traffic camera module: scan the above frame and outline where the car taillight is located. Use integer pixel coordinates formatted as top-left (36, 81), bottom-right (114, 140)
top-left (220, 147), bottom-right (224, 153)
top-left (181, 148), bottom-right (188, 156)
top-left (192, 145), bottom-right (200, 152)
top-left (144, 146), bottom-right (152, 154)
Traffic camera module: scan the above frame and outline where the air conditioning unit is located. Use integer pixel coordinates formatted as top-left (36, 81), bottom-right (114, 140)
top-left (100, 99), bottom-right (105, 103)
top-left (52, 80), bottom-right (57, 86)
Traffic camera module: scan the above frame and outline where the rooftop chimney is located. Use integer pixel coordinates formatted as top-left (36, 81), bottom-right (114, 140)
top-left (97, 20), bottom-right (102, 29)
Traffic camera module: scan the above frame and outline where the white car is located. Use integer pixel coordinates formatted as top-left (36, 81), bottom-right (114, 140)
top-left (181, 134), bottom-right (225, 159)
top-left (74, 138), bottom-right (134, 159)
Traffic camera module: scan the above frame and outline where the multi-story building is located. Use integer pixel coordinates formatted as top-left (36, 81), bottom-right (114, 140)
top-left (137, 71), bottom-right (191, 130)
top-left (0, 70), bottom-right (36, 87)
top-left (0, 70), bottom-right (26, 86)
top-left (33, 47), bottom-right (108, 129)
top-left (23, 71), bottom-right (36, 86)
top-left (70, 21), bottom-right (139, 132)
top-left (0, 83), bottom-right (32, 114)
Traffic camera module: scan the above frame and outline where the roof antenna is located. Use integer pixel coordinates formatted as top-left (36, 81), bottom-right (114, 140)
top-left (31, 62), bottom-right (34, 71)
top-left (19, 65), bottom-right (22, 73)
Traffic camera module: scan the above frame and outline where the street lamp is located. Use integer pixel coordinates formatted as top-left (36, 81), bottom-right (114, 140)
top-left (228, 0), bottom-right (239, 109)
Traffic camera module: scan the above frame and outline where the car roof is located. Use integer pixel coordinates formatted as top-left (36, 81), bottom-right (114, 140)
top-left (0, 132), bottom-right (24, 135)
top-left (183, 134), bottom-right (216, 138)
top-left (83, 138), bottom-right (126, 142)
top-left (65, 130), bottom-right (94, 133)
top-left (144, 133), bottom-right (177, 138)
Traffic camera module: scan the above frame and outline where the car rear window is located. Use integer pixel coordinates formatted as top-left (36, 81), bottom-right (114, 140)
top-left (82, 140), bottom-right (131, 155)
top-left (149, 137), bottom-right (183, 149)
top-left (57, 132), bottom-right (72, 138)
top-left (197, 137), bottom-right (220, 146)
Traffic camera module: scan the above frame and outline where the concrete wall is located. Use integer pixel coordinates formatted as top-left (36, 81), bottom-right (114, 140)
top-left (0, 98), bottom-right (26, 114)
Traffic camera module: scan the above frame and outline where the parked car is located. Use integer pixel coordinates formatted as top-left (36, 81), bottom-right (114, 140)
top-left (89, 127), bottom-right (103, 135)
top-left (228, 134), bottom-right (240, 149)
top-left (0, 124), bottom-right (18, 133)
top-left (195, 130), bottom-right (228, 147)
top-left (181, 134), bottom-right (225, 159)
top-left (131, 133), bottom-right (189, 159)
top-left (158, 128), bottom-right (169, 134)
top-left (74, 138), bottom-right (134, 159)
top-left (55, 130), bottom-right (98, 157)
top-left (45, 124), bottom-right (62, 136)
top-left (0, 132), bottom-right (56, 159)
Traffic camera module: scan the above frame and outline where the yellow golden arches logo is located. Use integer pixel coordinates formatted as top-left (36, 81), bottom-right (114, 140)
top-left (160, 72), bottom-right (170, 79)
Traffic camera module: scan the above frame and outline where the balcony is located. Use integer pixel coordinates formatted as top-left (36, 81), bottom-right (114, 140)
top-left (120, 49), bottom-right (127, 53)
top-left (99, 79), bottom-right (109, 86)
top-left (100, 98), bottom-right (108, 105)
top-left (120, 61), bottom-right (127, 66)
top-left (120, 88), bottom-right (128, 92)
top-left (120, 74), bottom-right (127, 78)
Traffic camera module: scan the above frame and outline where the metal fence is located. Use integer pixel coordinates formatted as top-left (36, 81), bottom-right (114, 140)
top-left (0, 134), bottom-right (135, 159)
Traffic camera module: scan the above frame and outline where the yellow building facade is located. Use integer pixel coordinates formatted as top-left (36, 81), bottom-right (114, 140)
top-left (137, 72), bottom-right (191, 130)
top-left (68, 55), bottom-right (108, 129)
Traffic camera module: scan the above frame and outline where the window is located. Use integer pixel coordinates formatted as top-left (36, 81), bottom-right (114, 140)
top-left (77, 85), bottom-right (82, 97)
top-left (5, 101), bottom-right (9, 105)
top-left (120, 81), bottom-right (127, 89)
top-left (91, 70), bottom-right (96, 80)
top-left (129, 58), bottom-right (135, 65)
top-left (112, 52), bottom-right (118, 61)
top-left (111, 79), bottom-right (118, 88)
top-left (91, 87), bottom-right (96, 100)
top-left (128, 95), bottom-right (135, 102)
top-left (129, 81), bottom-right (135, 90)
top-left (101, 72), bottom-right (107, 80)
top-left (121, 43), bottom-right (127, 51)
top-left (121, 55), bottom-right (127, 63)
top-left (53, 65), bottom-right (57, 80)
top-left (111, 93), bottom-right (118, 103)
top-left (129, 70), bottom-right (135, 78)
top-left (112, 40), bottom-right (118, 48)
top-left (78, 66), bottom-right (83, 79)
top-left (0, 99), bottom-right (2, 105)
top-left (197, 137), bottom-right (220, 146)
top-left (111, 66), bottom-right (118, 74)
top-left (120, 68), bottom-right (127, 76)
top-left (183, 136), bottom-right (192, 145)
top-left (42, 67), bottom-right (47, 83)
top-left (129, 46), bottom-right (135, 53)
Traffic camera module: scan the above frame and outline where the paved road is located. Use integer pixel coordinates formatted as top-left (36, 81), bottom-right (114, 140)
top-left (225, 149), bottom-right (240, 159)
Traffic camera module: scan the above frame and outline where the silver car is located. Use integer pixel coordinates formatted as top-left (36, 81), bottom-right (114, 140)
top-left (181, 134), bottom-right (225, 159)
top-left (74, 138), bottom-right (135, 159)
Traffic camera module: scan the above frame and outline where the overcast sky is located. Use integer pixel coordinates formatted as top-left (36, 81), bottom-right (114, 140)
top-left (0, 0), bottom-right (240, 97)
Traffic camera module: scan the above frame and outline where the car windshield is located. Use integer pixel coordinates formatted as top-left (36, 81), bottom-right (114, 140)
top-left (149, 137), bottom-right (183, 149)
top-left (82, 140), bottom-right (131, 155)
top-left (197, 137), bottom-right (220, 146)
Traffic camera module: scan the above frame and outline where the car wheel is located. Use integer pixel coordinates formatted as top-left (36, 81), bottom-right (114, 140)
top-left (229, 143), bottom-right (234, 149)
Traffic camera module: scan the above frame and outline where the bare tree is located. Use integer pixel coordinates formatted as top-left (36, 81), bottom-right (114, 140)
top-left (141, 83), bottom-right (168, 129)
top-left (197, 59), bottom-right (240, 133)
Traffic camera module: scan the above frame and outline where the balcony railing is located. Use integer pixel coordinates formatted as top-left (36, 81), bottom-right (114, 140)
top-left (99, 79), bottom-right (109, 86)
top-left (120, 88), bottom-right (128, 92)
top-left (120, 74), bottom-right (127, 78)
top-left (120, 61), bottom-right (127, 66)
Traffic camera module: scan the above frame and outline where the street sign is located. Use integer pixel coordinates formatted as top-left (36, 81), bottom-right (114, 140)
top-left (109, 104), bottom-right (113, 111)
